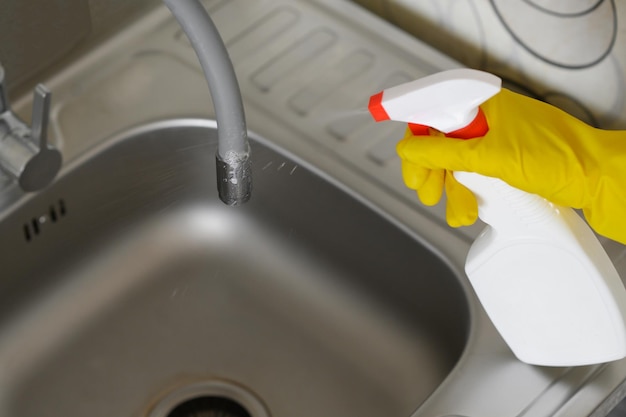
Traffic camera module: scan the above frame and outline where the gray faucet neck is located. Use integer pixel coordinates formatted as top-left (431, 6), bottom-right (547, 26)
top-left (163, 0), bottom-right (251, 205)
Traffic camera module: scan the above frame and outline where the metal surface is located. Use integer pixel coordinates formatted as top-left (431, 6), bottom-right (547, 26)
top-left (216, 151), bottom-right (252, 205)
top-left (0, 120), bottom-right (468, 417)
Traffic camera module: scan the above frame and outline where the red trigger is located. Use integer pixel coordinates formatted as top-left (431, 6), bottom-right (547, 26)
top-left (407, 108), bottom-right (489, 139)
top-left (408, 123), bottom-right (430, 135)
top-left (445, 107), bottom-right (489, 139)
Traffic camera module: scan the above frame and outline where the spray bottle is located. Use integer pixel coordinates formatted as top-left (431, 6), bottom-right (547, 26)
top-left (369, 69), bottom-right (626, 366)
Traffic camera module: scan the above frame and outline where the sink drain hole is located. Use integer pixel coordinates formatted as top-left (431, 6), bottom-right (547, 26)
top-left (166, 396), bottom-right (251, 417)
top-left (148, 380), bottom-right (270, 417)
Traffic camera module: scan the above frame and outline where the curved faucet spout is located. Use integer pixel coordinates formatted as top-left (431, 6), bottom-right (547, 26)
top-left (163, 0), bottom-right (251, 206)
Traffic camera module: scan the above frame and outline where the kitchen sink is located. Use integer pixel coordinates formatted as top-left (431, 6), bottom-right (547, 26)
top-left (0, 120), bottom-right (468, 417)
top-left (2, 0), bottom-right (626, 415)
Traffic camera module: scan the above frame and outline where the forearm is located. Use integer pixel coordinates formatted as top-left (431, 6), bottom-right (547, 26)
top-left (583, 129), bottom-right (626, 245)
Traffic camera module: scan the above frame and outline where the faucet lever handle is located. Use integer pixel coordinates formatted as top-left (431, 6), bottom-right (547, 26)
top-left (0, 64), bottom-right (62, 191)
top-left (31, 84), bottom-right (51, 150)
top-left (17, 83), bottom-right (62, 191)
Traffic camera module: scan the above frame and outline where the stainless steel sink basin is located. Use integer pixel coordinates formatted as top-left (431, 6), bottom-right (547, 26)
top-left (0, 119), bottom-right (469, 417)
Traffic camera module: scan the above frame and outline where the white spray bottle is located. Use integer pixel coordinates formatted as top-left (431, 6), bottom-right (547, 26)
top-left (369, 69), bottom-right (626, 366)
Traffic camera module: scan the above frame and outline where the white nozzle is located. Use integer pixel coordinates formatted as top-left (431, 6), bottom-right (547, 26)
top-left (369, 69), bottom-right (501, 133)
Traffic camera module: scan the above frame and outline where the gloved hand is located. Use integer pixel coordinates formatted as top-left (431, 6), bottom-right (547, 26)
top-left (396, 88), bottom-right (626, 245)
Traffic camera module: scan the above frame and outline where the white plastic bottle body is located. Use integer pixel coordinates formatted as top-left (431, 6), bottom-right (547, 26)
top-left (455, 171), bottom-right (626, 366)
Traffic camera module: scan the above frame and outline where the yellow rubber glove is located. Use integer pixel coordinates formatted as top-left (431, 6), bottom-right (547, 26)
top-left (396, 88), bottom-right (626, 245)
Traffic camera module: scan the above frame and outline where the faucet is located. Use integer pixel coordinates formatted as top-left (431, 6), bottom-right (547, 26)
top-left (0, 64), bottom-right (62, 192)
top-left (0, 0), bottom-right (250, 203)
top-left (163, 0), bottom-right (252, 206)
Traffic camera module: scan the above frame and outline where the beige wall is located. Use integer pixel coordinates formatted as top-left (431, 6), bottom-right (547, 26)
top-left (0, 0), bottom-right (159, 98)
